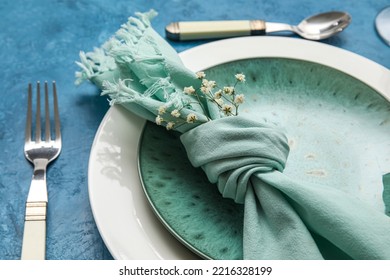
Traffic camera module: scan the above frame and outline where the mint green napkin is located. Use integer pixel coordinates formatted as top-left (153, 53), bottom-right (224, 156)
top-left (76, 10), bottom-right (214, 133)
top-left (181, 117), bottom-right (390, 259)
top-left (76, 10), bottom-right (390, 259)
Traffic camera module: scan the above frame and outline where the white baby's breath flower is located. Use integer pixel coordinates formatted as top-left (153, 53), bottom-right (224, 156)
top-left (200, 86), bottom-right (209, 94)
top-left (171, 109), bottom-right (181, 118)
top-left (235, 73), bottom-right (246, 82)
top-left (202, 79), bottom-right (216, 89)
top-left (158, 105), bottom-right (167, 114)
top-left (223, 86), bottom-right (234, 95)
top-left (222, 104), bottom-right (233, 115)
top-left (155, 115), bottom-right (163, 125)
top-left (200, 79), bottom-right (217, 94)
top-left (183, 86), bottom-right (196, 95)
top-left (166, 122), bottom-right (175, 130)
top-left (186, 113), bottom-right (198, 123)
top-left (214, 90), bottom-right (222, 99)
top-left (196, 71), bottom-right (206, 79)
top-left (234, 94), bottom-right (245, 104)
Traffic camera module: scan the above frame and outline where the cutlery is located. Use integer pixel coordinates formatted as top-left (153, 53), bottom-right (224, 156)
top-left (166, 11), bottom-right (351, 41)
top-left (375, 6), bottom-right (390, 46)
top-left (21, 81), bottom-right (62, 260)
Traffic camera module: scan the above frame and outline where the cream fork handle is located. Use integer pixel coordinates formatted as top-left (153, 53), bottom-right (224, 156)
top-left (21, 160), bottom-right (48, 260)
top-left (21, 220), bottom-right (46, 260)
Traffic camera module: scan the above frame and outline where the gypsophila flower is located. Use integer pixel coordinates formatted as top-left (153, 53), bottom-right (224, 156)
top-left (171, 109), bottom-right (181, 118)
top-left (202, 79), bottom-right (216, 89)
top-left (158, 105), bottom-right (167, 114)
top-left (234, 94), bottom-right (245, 104)
top-left (200, 86), bottom-right (208, 94)
top-left (214, 90), bottom-right (222, 99)
top-left (186, 113), bottom-right (198, 123)
top-left (151, 70), bottom-right (245, 127)
top-left (222, 104), bottom-right (233, 115)
top-left (155, 115), bottom-right (163, 125)
top-left (183, 86), bottom-right (196, 95)
top-left (223, 86), bottom-right (234, 95)
top-left (196, 71), bottom-right (206, 79)
top-left (200, 79), bottom-right (217, 94)
top-left (166, 122), bottom-right (175, 130)
top-left (235, 73), bottom-right (246, 82)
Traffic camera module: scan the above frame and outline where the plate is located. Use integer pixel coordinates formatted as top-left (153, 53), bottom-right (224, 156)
top-left (88, 37), bottom-right (390, 260)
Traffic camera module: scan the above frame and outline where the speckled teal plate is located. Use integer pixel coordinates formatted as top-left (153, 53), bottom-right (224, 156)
top-left (138, 57), bottom-right (390, 260)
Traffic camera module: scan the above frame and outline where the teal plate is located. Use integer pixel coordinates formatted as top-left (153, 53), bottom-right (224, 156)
top-left (138, 57), bottom-right (390, 260)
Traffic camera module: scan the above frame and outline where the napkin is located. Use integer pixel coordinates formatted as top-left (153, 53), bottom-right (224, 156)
top-left (181, 117), bottom-right (390, 259)
top-left (76, 10), bottom-right (390, 259)
top-left (76, 10), bottom-right (214, 133)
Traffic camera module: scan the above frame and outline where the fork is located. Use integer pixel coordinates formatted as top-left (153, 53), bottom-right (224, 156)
top-left (21, 81), bottom-right (62, 260)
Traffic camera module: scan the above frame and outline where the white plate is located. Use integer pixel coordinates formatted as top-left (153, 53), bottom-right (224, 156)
top-left (88, 37), bottom-right (390, 260)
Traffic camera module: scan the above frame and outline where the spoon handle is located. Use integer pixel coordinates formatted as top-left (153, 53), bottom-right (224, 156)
top-left (165, 20), bottom-right (266, 41)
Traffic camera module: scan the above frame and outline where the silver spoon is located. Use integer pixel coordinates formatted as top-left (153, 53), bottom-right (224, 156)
top-left (375, 6), bottom-right (390, 46)
top-left (166, 11), bottom-right (351, 41)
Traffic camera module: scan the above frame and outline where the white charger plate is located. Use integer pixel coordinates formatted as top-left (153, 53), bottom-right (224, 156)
top-left (88, 37), bottom-right (390, 259)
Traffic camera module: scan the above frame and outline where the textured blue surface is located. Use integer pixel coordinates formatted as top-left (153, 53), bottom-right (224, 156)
top-left (0, 0), bottom-right (388, 260)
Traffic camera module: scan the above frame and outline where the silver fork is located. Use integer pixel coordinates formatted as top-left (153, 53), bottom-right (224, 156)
top-left (21, 81), bottom-right (62, 260)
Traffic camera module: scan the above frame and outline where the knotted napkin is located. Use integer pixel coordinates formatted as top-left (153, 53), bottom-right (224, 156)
top-left (181, 117), bottom-right (390, 259)
top-left (76, 10), bottom-right (390, 259)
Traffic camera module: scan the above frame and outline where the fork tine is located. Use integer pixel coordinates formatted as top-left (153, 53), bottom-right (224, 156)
top-left (52, 81), bottom-right (61, 141)
top-left (35, 82), bottom-right (41, 143)
top-left (44, 82), bottom-right (51, 142)
top-left (25, 84), bottom-right (33, 143)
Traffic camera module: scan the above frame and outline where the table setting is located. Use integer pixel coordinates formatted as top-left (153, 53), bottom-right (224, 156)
top-left (0, 0), bottom-right (389, 260)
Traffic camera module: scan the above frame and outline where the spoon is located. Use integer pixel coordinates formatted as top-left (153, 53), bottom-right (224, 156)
top-left (375, 6), bottom-right (390, 46)
top-left (166, 11), bottom-right (351, 41)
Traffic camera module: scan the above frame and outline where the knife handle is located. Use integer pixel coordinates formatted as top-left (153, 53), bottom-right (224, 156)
top-left (21, 202), bottom-right (47, 260)
top-left (165, 20), bottom-right (266, 41)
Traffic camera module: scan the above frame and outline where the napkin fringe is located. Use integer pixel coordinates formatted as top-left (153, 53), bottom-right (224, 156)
top-left (101, 79), bottom-right (140, 104)
top-left (75, 10), bottom-right (186, 111)
top-left (75, 48), bottom-right (116, 85)
top-left (143, 77), bottom-right (175, 99)
top-left (75, 10), bottom-right (160, 85)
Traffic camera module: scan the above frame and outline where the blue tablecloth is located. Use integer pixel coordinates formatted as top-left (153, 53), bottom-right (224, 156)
top-left (0, 0), bottom-right (389, 260)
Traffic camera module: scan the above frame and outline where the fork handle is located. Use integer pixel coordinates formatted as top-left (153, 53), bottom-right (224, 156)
top-left (21, 202), bottom-right (47, 260)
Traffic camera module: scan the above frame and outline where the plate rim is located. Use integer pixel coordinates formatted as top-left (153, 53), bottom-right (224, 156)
top-left (180, 37), bottom-right (389, 99)
top-left (88, 36), bottom-right (390, 260)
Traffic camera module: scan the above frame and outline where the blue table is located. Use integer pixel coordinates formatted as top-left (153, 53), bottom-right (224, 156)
top-left (0, 0), bottom-right (388, 260)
